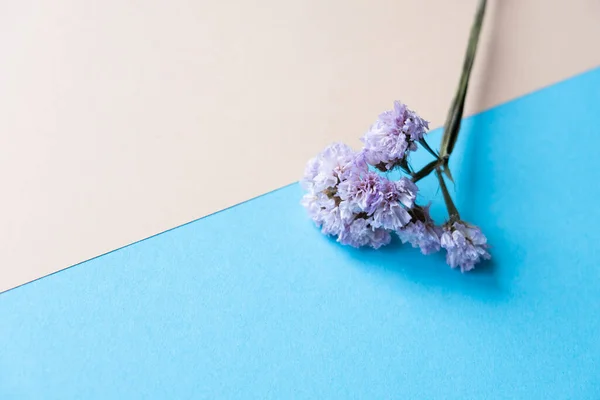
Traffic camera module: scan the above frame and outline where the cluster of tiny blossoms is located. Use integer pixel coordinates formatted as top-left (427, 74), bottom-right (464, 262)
top-left (362, 101), bottom-right (429, 171)
top-left (301, 101), bottom-right (490, 272)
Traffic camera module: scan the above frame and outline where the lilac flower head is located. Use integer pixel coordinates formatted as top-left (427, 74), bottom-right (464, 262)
top-left (337, 171), bottom-right (384, 215)
top-left (301, 143), bottom-right (417, 249)
top-left (301, 142), bottom-right (367, 194)
top-left (361, 101), bottom-right (429, 170)
top-left (397, 204), bottom-right (442, 255)
top-left (301, 191), bottom-right (347, 237)
top-left (440, 222), bottom-right (491, 272)
top-left (371, 177), bottom-right (417, 231)
top-left (338, 217), bottom-right (391, 249)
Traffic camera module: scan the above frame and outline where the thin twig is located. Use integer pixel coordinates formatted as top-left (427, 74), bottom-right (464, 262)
top-left (435, 168), bottom-right (460, 221)
top-left (412, 159), bottom-right (439, 183)
top-left (439, 0), bottom-right (487, 162)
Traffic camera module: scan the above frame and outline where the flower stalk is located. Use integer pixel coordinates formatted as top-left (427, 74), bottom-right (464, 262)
top-left (414, 0), bottom-right (486, 219)
top-left (435, 168), bottom-right (460, 221)
top-left (439, 0), bottom-right (487, 170)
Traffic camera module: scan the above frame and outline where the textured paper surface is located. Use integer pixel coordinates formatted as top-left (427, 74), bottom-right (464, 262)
top-left (1, 70), bottom-right (599, 398)
top-left (1, 0), bottom-right (599, 292)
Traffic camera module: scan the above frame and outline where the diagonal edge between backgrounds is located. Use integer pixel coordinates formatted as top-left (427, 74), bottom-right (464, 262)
top-left (2, 65), bottom-right (599, 295)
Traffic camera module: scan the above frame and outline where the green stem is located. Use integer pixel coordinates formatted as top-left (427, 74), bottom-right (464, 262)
top-left (412, 159), bottom-right (439, 183)
top-left (439, 0), bottom-right (487, 162)
top-left (436, 168), bottom-right (460, 221)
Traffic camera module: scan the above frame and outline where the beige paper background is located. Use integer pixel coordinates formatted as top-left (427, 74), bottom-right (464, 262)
top-left (1, 0), bottom-right (599, 293)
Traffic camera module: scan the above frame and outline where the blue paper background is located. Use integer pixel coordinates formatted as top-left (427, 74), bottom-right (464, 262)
top-left (1, 68), bottom-right (599, 399)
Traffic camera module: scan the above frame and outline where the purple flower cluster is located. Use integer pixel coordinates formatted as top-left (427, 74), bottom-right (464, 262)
top-left (301, 143), bottom-right (417, 249)
top-left (362, 101), bottom-right (429, 171)
top-left (397, 205), bottom-right (442, 255)
top-left (301, 101), bottom-right (491, 271)
top-left (441, 222), bottom-right (491, 272)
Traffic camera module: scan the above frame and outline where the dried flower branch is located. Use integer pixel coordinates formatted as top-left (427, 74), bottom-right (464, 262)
top-left (301, 0), bottom-right (490, 271)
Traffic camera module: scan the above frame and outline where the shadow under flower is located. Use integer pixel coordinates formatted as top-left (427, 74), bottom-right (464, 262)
top-left (328, 234), bottom-right (506, 303)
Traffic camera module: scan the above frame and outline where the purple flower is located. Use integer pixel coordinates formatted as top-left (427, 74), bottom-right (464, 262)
top-left (337, 171), bottom-right (383, 215)
top-left (338, 218), bottom-right (391, 249)
top-left (301, 142), bottom-right (367, 194)
top-left (361, 101), bottom-right (429, 170)
top-left (440, 222), bottom-right (491, 272)
top-left (371, 177), bottom-right (417, 231)
top-left (398, 205), bottom-right (442, 255)
top-left (301, 192), bottom-right (347, 236)
top-left (301, 143), bottom-right (418, 249)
